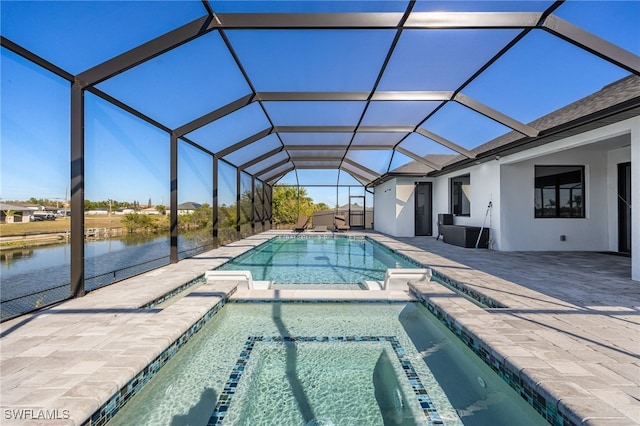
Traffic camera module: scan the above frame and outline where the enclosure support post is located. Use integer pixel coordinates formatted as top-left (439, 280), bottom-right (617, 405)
top-left (70, 81), bottom-right (85, 298)
top-left (213, 156), bottom-right (219, 248)
top-left (170, 133), bottom-right (178, 263)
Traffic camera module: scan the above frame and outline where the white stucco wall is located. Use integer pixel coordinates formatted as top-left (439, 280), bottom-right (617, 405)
top-left (432, 175), bottom-right (449, 234)
top-left (373, 179), bottom-right (397, 236)
top-left (372, 116), bottom-right (639, 281)
top-left (500, 150), bottom-right (609, 251)
top-left (373, 177), bottom-right (433, 237)
top-left (396, 178), bottom-right (418, 237)
top-left (496, 117), bottom-right (637, 264)
top-left (431, 162), bottom-right (501, 248)
top-left (631, 118), bottom-right (640, 281)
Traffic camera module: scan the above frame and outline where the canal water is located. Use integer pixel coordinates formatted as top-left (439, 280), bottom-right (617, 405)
top-left (1, 232), bottom-right (211, 307)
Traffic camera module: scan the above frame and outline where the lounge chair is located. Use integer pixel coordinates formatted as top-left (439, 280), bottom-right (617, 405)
top-left (334, 215), bottom-right (350, 232)
top-left (293, 215), bottom-right (309, 232)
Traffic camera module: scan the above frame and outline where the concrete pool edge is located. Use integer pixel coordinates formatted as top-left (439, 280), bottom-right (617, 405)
top-left (2, 231), bottom-right (637, 426)
top-left (81, 282), bottom-right (238, 426)
top-left (408, 280), bottom-right (635, 426)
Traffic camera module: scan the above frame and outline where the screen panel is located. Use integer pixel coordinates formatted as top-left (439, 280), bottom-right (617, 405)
top-left (0, 1), bottom-right (206, 74)
top-left (97, 32), bottom-right (252, 129)
top-left (463, 30), bottom-right (631, 124)
top-left (225, 29), bottom-right (395, 91)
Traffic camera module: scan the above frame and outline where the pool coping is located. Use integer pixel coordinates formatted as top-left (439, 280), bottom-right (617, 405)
top-left (366, 233), bottom-right (639, 426)
top-left (1, 230), bottom-right (637, 425)
top-left (410, 281), bottom-right (579, 425)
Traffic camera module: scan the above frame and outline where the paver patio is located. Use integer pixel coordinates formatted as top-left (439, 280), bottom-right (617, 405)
top-left (1, 231), bottom-right (638, 425)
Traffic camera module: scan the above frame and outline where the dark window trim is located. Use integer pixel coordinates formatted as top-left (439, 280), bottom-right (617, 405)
top-left (451, 174), bottom-right (471, 217)
top-left (534, 165), bottom-right (585, 219)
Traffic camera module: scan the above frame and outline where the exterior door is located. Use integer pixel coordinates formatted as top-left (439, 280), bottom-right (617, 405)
top-left (349, 195), bottom-right (365, 228)
top-left (415, 182), bottom-right (432, 236)
top-left (618, 162), bottom-right (632, 253)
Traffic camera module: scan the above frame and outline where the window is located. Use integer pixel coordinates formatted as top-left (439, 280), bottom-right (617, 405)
top-left (535, 166), bottom-right (584, 218)
top-left (451, 174), bottom-right (471, 216)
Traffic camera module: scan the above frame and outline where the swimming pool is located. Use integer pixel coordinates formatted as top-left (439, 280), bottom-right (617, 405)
top-left (215, 236), bottom-right (418, 287)
top-left (107, 302), bottom-right (546, 426)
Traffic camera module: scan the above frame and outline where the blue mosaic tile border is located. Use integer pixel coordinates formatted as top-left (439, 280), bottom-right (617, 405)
top-left (412, 293), bottom-right (576, 426)
top-left (213, 235), bottom-right (423, 284)
top-left (367, 238), bottom-right (506, 309)
top-left (365, 238), bottom-right (425, 269)
top-left (207, 335), bottom-right (443, 426)
top-left (221, 234), bottom-right (506, 310)
top-left (212, 237), bottom-right (275, 269)
top-left (83, 287), bottom-right (237, 426)
top-left (367, 240), bottom-right (424, 268)
top-left (429, 270), bottom-right (507, 309)
top-left (231, 299), bottom-right (408, 304)
top-left (276, 234), bottom-right (365, 241)
top-left (140, 275), bottom-right (206, 309)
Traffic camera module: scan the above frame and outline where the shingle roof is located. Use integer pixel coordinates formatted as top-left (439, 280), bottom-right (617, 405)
top-left (389, 74), bottom-right (640, 177)
top-left (389, 154), bottom-right (459, 175)
top-left (0, 203), bottom-right (33, 211)
top-left (177, 202), bottom-right (202, 210)
top-left (473, 74), bottom-right (640, 155)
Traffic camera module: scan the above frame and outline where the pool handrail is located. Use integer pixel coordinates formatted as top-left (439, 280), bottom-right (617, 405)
top-left (383, 268), bottom-right (432, 290)
top-left (205, 270), bottom-right (254, 289)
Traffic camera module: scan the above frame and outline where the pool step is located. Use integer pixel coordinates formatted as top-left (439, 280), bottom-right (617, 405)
top-left (252, 280), bottom-right (272, 290)
top-left (383, 268), bottom-right (432, 290)
top-left (361, 280), bottom-right (384, 290)
top-left (230, 288), bottom-right (416, 302)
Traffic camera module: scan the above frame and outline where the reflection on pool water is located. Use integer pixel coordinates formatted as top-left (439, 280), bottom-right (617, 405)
top-left (215, 236), bottom-right (418, 285)
top-left (107, 302), bottom-right (546, 426)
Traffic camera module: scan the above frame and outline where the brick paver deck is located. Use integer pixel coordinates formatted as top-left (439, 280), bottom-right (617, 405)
top-left (1, 231), bottom-right (638, 425)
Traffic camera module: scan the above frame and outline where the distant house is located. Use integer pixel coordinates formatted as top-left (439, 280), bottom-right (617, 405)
top-left (0, 203), bottom-right (35, 223)
top-left (11, 202), bottom-right (41, 212)
top-left (86, 208), bottom-right (109, 215)
top-left (177, 202), bottom-right (202, 215)
top-left (140, 207), bottom-right (160, 215)
top-left (114, 208), bottom-right (135, 215)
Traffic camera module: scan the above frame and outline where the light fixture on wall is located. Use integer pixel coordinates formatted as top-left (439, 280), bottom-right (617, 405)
top-left (495, 155), bottom-right (501, 161)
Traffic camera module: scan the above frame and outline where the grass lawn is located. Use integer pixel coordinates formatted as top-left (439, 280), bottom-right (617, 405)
top-left (0, 216), bottom-right (123, 236)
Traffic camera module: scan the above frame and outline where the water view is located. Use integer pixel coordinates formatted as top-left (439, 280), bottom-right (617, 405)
top-left (1, 232), bottom-right (212, 319)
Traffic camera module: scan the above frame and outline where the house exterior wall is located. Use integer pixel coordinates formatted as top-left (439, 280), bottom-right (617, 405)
top-left (433, 162), bottom-right (502, 249)
top-left (373, 179), bottom-right (397, 235)
top-left (632, 117), bottom-right (640, 281)
top-left (395, 178), bottom-right (417, 237)
top-left (373, 116), bottom-right (639, 281)
top-left (496, 117), bottom-right (636, 261)
top-left (373, 178), bottom-right (434, 237)
top-left (500, 150), bottom-right (608, 251)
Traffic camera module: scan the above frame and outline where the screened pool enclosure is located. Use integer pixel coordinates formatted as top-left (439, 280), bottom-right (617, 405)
top-left (1, 0), bottom-right (638, 319)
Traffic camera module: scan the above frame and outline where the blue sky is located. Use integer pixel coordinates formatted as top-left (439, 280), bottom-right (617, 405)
top-left (1, 1), bottom-right (638, 208)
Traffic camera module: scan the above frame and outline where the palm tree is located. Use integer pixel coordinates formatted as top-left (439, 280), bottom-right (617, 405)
top-left (2, 208), bottom-right (15, 224)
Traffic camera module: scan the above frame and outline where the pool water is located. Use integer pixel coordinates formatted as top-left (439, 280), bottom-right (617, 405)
top-left (215, 237), bottom-right (417, 285)
top-left (219, 337), bottom-right (426, 425)
top-left (107, 302), bottom-right (547, 426)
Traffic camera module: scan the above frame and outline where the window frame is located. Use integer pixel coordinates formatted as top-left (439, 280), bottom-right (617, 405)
top-left (534, 165), bottom-right (585, 219)
top-left (450, 174), bottom-right (471, 217)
